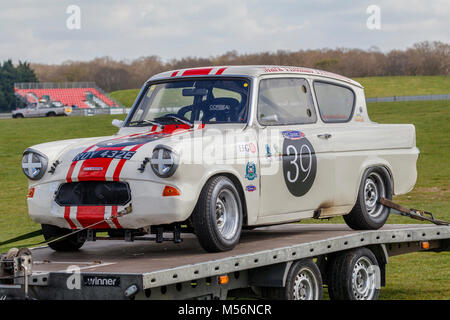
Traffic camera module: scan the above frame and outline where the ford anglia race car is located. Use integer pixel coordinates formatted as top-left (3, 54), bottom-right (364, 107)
top-left (21, 66), bottom-right (419, 252)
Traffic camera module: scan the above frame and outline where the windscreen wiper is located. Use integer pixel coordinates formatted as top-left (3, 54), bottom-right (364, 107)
top-left (156, 115), bottom-right (194, 128)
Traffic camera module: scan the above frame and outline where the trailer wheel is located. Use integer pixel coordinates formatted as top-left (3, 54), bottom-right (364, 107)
top-left (344, 167), bottom-right (392, 230)
top-left (328, 248), bottom-right (380, 300)
top-left (262, 259), bottom-right (323, 300)
top-left (42, 224), bottom-right (86, 252)
top-left (192, 176), bottom-right (243, 252)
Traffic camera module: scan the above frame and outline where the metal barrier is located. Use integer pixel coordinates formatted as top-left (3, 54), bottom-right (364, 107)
top-left (366, 94), bottom-right (450, 103)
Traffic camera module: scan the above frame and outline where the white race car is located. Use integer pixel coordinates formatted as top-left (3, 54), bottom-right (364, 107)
top-left (22, 66), bottom-right (419, 252)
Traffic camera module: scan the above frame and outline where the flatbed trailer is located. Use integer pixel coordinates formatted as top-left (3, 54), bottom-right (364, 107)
top-left (1, 224), bottom-right (449, 300)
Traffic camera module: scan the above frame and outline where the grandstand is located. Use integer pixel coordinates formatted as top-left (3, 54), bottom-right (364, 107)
top-left (14, 82), bottom-right (123, 109)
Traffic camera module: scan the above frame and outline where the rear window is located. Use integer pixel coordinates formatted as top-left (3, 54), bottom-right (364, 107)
top-left (314, 82), bottom-right (355, 123)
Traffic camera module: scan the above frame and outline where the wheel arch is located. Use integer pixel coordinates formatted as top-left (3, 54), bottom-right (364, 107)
top-left (353, 160), bottom-right (394, 206)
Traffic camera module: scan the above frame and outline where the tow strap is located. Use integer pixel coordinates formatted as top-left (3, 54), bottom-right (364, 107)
top-left (0, 204), bottom-right (133, 247)
top-left (379, 198), bottom-right (449, 226)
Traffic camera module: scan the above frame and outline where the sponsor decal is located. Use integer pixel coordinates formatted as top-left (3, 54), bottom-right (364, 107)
top-left (265, 144), bottom-right (272, 158)
top-left (245, 185), bottom-right (256, 192)
top-left (237, 142), bottom-right (257, 154)
top-left (83, 276), bottom-right (120, 287)
top-left (209, 104), bottom-right (230, 111)
top-left (83, 167), bottom-right (103, 171)
top-left (73, 150), bottom-right (136, 162)
top-left (355, 114), bottom-right (364, 122)
top-left (245, 162), bottom-right (257, 181)
top-left (282, 130), bottom-right (305, 140)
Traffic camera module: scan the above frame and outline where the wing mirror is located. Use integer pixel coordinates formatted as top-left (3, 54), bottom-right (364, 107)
top-left (112, 119), bottom-right (124, 128)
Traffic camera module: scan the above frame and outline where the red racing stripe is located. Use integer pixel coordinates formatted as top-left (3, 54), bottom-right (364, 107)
top-left (216, 67), bottom-right (227, 75)
top-left (171, 71), bottom-right (179, 77)
top-left (182, 68), bottom-right (214, 76)
top-left (76, 206), bottom-right (110, 229)
top-left (110, 206), bottom-right (122, 228)
top-left (64, 206), bottom-right (77, 229)
top-left (66, 144), bottom-right (96, 183)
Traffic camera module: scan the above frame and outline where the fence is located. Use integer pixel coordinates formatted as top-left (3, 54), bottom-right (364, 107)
top-left (366, 94), bottom-right (450, 103)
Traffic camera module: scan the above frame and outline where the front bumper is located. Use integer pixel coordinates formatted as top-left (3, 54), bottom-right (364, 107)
top-left (27, 179), bottom-right (195, 229)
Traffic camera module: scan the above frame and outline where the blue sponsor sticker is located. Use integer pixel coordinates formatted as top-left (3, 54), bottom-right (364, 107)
top-left (245, 185), bottom-right (256, 192)
top-left (245, 162), bottom-right (257, 181)
top-left (282, 130), bottom-right (305, 140)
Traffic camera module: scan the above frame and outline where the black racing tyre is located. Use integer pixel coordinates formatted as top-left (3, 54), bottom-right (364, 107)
top-left (328, 247), bottom-right (380, 300)
top-left (344, 167), bottom-right (392, 230)
top-left (261, 259), bottom-right (323, 300)
top-left (41, 224), bottom-right (86, 252)
top-left (15, 114), bottom-right (24, 118)
top-left (46, 112), bottom-right (56, 117)
top-left (191, 176), bottom-right (243, 252)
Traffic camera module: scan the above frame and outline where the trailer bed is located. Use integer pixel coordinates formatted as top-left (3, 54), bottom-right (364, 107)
top-left (1, 224), bottom-right (449, 300)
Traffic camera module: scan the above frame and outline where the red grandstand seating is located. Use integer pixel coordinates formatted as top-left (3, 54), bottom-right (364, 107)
top-left (15, 87), bottom-right (119, 109)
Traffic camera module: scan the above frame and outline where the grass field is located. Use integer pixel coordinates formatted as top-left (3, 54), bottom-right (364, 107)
top-left (110, 76), bottom-right (450, 107)
top-left (0, 98), bottom-right (448, 299)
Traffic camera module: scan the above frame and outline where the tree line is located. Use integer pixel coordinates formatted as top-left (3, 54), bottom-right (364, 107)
top-left (1, 41), bottom-right (448, 112)
top-left (32, 41), bottom-right (449, 93)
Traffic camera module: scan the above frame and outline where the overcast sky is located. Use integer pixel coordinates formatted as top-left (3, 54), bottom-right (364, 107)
top-left (0, 0), bottom-right (448, 64)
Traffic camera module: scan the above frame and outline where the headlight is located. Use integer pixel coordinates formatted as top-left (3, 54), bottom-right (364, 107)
top-left (22, 149), bottom-right (48, 180)
top-left (150, 145), bottom-right (178, 178)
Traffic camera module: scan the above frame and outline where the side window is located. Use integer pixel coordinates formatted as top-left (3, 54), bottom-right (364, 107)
top-left (257, 78), bottom-right (316, 126)
top-left (314, 82), bottom-right (355, 123)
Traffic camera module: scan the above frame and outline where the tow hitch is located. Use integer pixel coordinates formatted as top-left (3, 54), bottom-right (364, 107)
top-left (0, 248), bottom-right (33, 299)
top-left (380, 197), bottom-right (449, 226)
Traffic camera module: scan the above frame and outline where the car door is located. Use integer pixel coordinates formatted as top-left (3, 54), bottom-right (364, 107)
top-left (256, 76), bottom-right (336, 219)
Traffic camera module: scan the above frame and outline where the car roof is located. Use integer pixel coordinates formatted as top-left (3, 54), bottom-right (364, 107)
top-left (149, 65), bottom-right (362, 88)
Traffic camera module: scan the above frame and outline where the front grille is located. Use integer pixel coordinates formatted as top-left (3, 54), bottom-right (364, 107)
top-left (55, 181), bottom-right (131, 206)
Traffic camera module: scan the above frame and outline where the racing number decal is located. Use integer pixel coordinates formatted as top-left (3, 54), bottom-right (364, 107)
top-left (282, 137), bottom-right (317, 197)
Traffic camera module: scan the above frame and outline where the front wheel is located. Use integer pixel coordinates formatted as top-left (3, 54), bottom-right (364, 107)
top-left (191, 176), bottom-right (243, 252)
top-left (344, 167), bottom-right (392, 230)
top-left (42, 224), bottom-right (86, 252)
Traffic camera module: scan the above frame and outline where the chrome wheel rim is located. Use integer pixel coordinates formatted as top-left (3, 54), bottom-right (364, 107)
top-left (364, 172), bottom-right (386, 218)
top-left (292, 268), bottom-right (319, 300)
top-left (215, 189), bottom-right (239, 240)
top-left (352, 256), bottom-right (376, 300)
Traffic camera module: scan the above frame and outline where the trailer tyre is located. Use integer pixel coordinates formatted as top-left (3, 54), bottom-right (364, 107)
top-left (328, 248), bottom-right (380, 300)
top-left (192, 176), bottom-right (243, 252)
top-left (42, 224), bottom-right (86, 252)
top-left (262, 259), bottom-right (323, 300)
top-left (344, 167), bottom-right (392, 230)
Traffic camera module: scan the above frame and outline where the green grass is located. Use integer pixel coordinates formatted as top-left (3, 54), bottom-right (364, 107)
top-left (0, 99), bottom-right (449, 299)
top-left (110, 76), bottom-right (450, 107)
top-left (354, 76), bottom-right (450, 98)
top-left (110, 89), bottom-right (140, 108)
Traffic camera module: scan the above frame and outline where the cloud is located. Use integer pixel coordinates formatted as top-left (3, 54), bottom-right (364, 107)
top-left (0, 0), bottom-right (448, 64)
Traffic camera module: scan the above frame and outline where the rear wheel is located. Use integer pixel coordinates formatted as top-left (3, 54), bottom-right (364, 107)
top-left (328, 248), bottom-right (380, 300)
top-left (46, 112), bottom-right (56, 117)
top-left (41, 224), bottom-right (86, 252)
top-left (344, 167), bottom-right (392, 230)
top-left (192, 176), bottom-right (243, 252)
top-left (262, 259), bottom-right (323, 300)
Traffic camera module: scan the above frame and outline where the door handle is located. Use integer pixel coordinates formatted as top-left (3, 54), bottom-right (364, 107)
top-left (317, 133), bottom-right (332, 139)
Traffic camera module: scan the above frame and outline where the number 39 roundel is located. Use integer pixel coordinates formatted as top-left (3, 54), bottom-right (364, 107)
top-left (282, 137), bottom-right (317, 197)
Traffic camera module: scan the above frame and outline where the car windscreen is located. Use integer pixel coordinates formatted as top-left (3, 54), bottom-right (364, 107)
top-left (126, 78), bottom-right (250, 127)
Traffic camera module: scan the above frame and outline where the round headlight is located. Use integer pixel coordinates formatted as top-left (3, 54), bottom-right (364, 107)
top-left (150, 146), bottom-right (178, 178)
top-left (22, 150), bottom-right (48, 180)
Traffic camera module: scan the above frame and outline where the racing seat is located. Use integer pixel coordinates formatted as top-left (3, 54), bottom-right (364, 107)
top-left (200, 97), bottom-right (244, 123)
